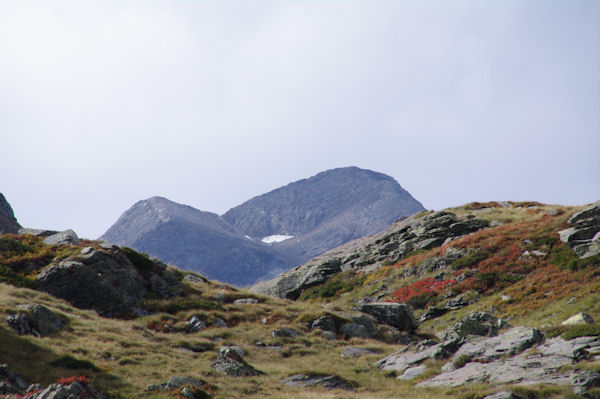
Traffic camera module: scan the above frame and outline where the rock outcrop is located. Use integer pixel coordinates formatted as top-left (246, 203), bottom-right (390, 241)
top-left (42, 229), bottom-right (80, 246)
top-left (146, 375), bottom-right (209, 398)
top-left (442, 327), bottom-right (543, 371)
top-left (441, 312), bottom-right (499, 340)
top-left (562, 312), bottom-right (595, 326)
top-left (282, 374), bottom-right (356, 391)
top-left (375, 338), bottom-right (463, 374)
top-left (0, 193), bottom-right (21, 234)
top-left (5, 304), bottom-right (63, 337)
top-left (0, 365), bottom-right (103, 399)
top-left (559, 202), bottom-right (600, 258)
top-left (37, 246), bottom-right (182, 317)
top-left (252, 211), bottom-right (488, 299)
top-left (418, 335), bottom-right (600, 394)
top-left (211, 346), bottom-right (262, 376)
top-left (358, 302), bottom-right (417, 332)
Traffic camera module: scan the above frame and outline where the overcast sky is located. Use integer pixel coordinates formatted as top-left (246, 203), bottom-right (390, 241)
top-left (1, 1), bottom-right (599, 239)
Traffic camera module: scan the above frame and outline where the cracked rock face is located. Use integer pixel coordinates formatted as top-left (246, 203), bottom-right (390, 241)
top-left (559, 202), bottom-right (600, 258)
top-left (416, 332), bottom-right (600, 395)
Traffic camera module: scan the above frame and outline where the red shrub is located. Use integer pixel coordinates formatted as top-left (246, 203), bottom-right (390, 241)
top-left (56, 375), bottom-right (91, 386)
top-left (391, 277), bottom-right (457, 303)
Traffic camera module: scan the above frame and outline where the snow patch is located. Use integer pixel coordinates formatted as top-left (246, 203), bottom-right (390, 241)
top-left (245, 235), bottom-right (253, 240)
top-left (262, 235), bottom-right (293, 244)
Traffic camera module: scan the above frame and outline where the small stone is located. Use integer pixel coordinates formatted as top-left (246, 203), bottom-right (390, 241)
top-left (321, 331), bottom-right (337, 340)
top-left (233, 298), bottom-right (258, 304)
top-left (212, 319), bottom-right (228, 328)
top-left (271, 328), bottom-right (298, 338)
top-left (341, 347), bottom-right (378, 357)
top-left (186, 316), bottom-right (206, 333)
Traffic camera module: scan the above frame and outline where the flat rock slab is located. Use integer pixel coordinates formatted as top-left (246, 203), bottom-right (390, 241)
top-left (397, 365), bottom-right (427, 380)
top-left (418, 335), bottom-right (600, 394)
top-left (375, 338), bottom-right (463, 373)
top-left (282, 374), bottom-right (356, 391)
top-left (341, 347), bottom-right (379, 357)
top-left (443, 327), bottom-right (542, 371)
top-left (146, 375), bottom-right (205, 391)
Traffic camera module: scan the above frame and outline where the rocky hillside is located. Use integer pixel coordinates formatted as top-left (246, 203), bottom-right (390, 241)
top-left (1, 201), bottom-right (598, 399)
top-left (100, 197), bottom-right (296, 286)
top-left (101, 167), bottom-right (424, 286)
top-left (0, 193), bottom-right (21, 234)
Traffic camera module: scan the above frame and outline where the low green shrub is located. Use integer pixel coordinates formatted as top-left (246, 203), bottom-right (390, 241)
top-left (298, 273), bottom-right (365, 301)
top-left (121, 247), bottom-right (158, 277)
top-left (451, 250), bottom-right (490, 270)
top-left (551, 245), bottom-right (599, 271)
top-left (544, 324), bottom-right (600, 340)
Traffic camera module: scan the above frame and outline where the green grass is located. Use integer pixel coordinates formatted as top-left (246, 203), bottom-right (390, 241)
top-left (140, 297), bottom-right (222, 314)
top-left (49, 355), bottom-right (100, 371)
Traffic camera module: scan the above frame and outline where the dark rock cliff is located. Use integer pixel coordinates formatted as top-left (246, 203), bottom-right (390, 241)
top-left (0, 193), bottom-right (21, 234)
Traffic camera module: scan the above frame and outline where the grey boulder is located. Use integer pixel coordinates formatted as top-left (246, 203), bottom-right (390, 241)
top-left (282, 374), bottom-right (356, 391)
top-left (211, 346), bottom-right (262, 376)
top-left (42, 229), bottom-right (80, 246)
top-left (358, 302), bottom-right (417, 332)
top-left (5, 304), bottom-right (63, 337)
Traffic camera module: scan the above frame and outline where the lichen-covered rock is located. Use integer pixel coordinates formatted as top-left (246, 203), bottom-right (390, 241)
top-left (37, 246), bottom-right (182, 317)
top-left (559, 202), bottom-right (600, 258)
top-left (340, 315), bottom-right (377, 339)
top-left (442, 327), bottom-right (543, 372)
top-left (562, 312), bottom-right (595, 326)
top-left (375, 338), bottom-right (463, 373)
top-left (341, 347), bottom-right (379, 357)
top-left (42, 229), bottom-right (80, 246)
top-left (282, 373), bottom-right (356, 391)
top-left (5, 304), bottom-right (63, 337)
top-left (311, 315), bottom-right (337, 333)
top-left (358, 302), bottom-right (417, 332)
top-left (146, 375), bottom-right (205, 391)
top-left (211, 346), bottom-right (262, 376)
top-left (442, 312), bottom-right (499, 340)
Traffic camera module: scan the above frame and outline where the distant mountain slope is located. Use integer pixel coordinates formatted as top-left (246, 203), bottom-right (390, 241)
top-left (224, 167), bottom-right (425, 260)
top-left (101, 167), bottom-right (425, 285)
top-left (100, 197), bottom-right (296, 285)
top-left (0, 193), bottom-right (21, 234)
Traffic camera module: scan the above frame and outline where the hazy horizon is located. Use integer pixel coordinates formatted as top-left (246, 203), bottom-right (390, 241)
top-left (1, 1), bottom-right (599, 239)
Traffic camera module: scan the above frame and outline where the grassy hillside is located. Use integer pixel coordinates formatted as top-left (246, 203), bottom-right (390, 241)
top-left (0, 202), bottom-right (599, 399)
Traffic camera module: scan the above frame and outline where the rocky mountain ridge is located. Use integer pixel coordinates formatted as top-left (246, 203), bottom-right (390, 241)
top-left (100, 167), bottom-right (425, 285)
